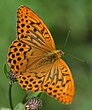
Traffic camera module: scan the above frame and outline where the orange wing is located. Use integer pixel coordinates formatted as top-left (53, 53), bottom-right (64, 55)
top-left (42, 59), bottom-right (74, 103)
top-left (8, 39), bottom-right (47, 76)
top-left (18, 63), bottom-right (53, 91)
top-left (18, 58), bottom-right (74, 103)
top-left (17, 6), bottom-right (56, 51)
top-left (8, 6), bottom-right (56, 76)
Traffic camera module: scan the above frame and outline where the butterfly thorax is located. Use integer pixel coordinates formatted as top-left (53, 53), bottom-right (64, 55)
top-left (44, 50), bottom-right (64, 63)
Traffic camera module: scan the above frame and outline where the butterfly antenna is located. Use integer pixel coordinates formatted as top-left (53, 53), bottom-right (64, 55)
top-left (63, 29), bottom-right (88, 64)
top-left (64, 29), bottom-right (71, 50)
top-left (66, 53), bottom-right (88, 64)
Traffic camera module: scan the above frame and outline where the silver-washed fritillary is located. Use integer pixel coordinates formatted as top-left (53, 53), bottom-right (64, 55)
top-left (8, 6), bottom-right (74, 103)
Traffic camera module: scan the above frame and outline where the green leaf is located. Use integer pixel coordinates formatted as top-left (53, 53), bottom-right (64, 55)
top-left (4, 63), bottom-right (9, 78)
top-left (14, 103), bottom-right (25, 110)
top-left (36, 91), bottom-right (43, 98)
top-left (1, 108), bottom-right (11, 110)
top-left (28, 91), bottom-right (43, 98)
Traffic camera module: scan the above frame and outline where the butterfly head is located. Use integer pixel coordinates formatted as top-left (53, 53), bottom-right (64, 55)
top-left (59, 50), bottom-right (64, 57)
top-left (54, 50), bottom-right (64, 59)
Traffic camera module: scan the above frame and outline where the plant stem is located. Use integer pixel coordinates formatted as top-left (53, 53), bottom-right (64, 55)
top-left (9, 81), bottom-right (13, 110)
top-left (22, 91), bottom-right (30, 104)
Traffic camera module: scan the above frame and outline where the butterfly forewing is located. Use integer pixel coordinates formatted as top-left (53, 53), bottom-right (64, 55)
top-left (42, 59), bottom-right (74, 103)
top-left (17, 6), bottom-right (56, 51)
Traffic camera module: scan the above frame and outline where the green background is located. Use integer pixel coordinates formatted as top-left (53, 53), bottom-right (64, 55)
top-left (0, 0), bottom-right (92, 110)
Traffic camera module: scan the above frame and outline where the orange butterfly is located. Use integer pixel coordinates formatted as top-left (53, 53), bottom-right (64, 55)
top-left (8, 6), bottom-right (74, 103)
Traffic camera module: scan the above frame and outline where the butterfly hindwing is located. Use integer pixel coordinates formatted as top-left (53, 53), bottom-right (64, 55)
top-left (8, 39), bottom-right (31, 75)
top-left (18, 63), bottom-right (53, 91)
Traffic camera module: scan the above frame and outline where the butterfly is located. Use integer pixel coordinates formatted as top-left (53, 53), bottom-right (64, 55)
top-left (8, 6), bottom-right (74, 103)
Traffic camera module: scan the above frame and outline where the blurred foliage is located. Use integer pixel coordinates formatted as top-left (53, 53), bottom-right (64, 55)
top-left (0, 0), bottom-right (92, 110)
